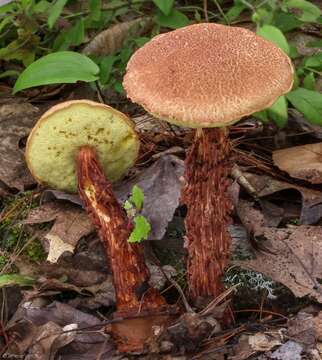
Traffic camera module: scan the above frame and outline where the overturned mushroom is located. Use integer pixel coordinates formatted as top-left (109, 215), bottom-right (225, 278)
top-left (25, 100), bottom-right (177, 352)
top-left (124, 23), bottom-right (294, 302)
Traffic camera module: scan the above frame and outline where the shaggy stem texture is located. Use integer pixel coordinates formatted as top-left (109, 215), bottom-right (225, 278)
top-left (76, 146), bottom-right (166, 312)
top-left (183, 128), bottom-right (232, 300)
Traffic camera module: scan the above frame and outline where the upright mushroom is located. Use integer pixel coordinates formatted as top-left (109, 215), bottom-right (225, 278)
top-left (25, 100), bottom-right (176, 352)
top-left (123, 23), bottom-right (294, 302)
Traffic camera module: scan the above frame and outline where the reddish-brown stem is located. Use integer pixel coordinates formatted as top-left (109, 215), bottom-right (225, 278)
top-left (77, 145), bottom-right (166, 311)
top-left (76, 146), bottom-right (176, 352)
top-left (183, 128), bottom-right (232, 301)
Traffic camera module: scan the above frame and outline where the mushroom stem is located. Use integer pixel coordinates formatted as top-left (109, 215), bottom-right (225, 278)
top-left (76, 146), bottom-right (176, 352)
top-left (183, 128), bottom-right (232, 300)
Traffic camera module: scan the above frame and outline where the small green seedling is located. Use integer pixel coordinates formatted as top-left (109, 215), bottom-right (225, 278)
top-left (124, 185), bottom-right (151, 243)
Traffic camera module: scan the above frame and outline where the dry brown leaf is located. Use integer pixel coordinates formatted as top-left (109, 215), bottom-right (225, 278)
top-left (236, 225), bottom-right (322, 303)
top-left (273, 143), bottom-right (322, 184)
top-left (24, 202), bottom-right (94, 262)
top-left (83, 18), bottom-right (153, 56)
top-left (248, 332), bottom-right (281, 352)
top-left (244, 172), bottom-right (322, 224)
top-left (0, 99), bottom-right (39, 190)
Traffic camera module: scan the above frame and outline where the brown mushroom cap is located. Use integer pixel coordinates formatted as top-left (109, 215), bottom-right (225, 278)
top-left (26, 100), bottom-right (139, 193)
top-left (123, 23), bottom-right (294, 128)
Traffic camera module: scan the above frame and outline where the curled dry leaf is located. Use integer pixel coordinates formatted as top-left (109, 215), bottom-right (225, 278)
top-left (236, 225), bottom-right (322, 303)
top-left (24, 201), bottom-right (94, 263)
top-left (244, 172), bottom-right (322, 225)
top-left (273, 143), bottom-right (322, 184)
top-left (0, 99), bottom-right (39, 190)
top-left (83, 18), bottom-right (153, 56)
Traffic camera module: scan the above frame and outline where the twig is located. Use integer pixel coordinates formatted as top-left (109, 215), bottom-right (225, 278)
top-left (203, 0), bottom-right (209, 22)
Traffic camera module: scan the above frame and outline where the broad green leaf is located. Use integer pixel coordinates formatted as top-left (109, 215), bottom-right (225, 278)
top-left (287, 87), bottom-right (322, 124)
top-left (0, 1), bottom-right (16, 14)
top-left (267, 96), bottom-right (288, 128)
top-left (69, 19), bottom-right (85, 46)
top-left (257, 25), bottom-right (290, 54)
top-left (273, 11), bottom-right (302, 32)
top-left (128, 215), bottom-right (151, 243)
top-left (253, 110), bottom-right (269, 122)
top-left (303, 72), bottom-right (315, 90)
top-left (156, 9), bottom-right (190, 29)
top-left (48, 0), bottom-right (68, 29)
top-left (225, 2), bottom-right (246, 22)
top-left (33, 0), bottom-right (50, 13)
top-left (304, 53), bottom-right (322, 70)
top-left (153, 0), bottom-right (174, 16)
top-left (285, 0), bottom-right (321, 22)
top-left (307, 39), bottom-right (322, 48)
top-left (134, 37), bottom-right (150, 47)
top-left (90, 0), bottom-right (102, 21)
top-left (13, 51), bottom-right (99, 93)
top-left (131, 185), bottom-right (144, 211)
top-left (99, 55), bottom-right (117, 84)
top-left (0, 274), bottom-right (35, 288)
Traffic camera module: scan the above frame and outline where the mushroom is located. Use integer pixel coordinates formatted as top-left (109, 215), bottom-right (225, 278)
top-left (25, 100), bottom-right (177, 352)
top-left (123, 23), bottom-right (294, 302)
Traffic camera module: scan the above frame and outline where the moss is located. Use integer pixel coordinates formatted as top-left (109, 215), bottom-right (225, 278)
top-left (24, 238), bottom-right (46, 262)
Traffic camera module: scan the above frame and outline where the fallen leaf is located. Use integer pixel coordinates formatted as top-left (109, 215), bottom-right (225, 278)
top-left (83, 18), bottom-right (153, 56)
top-left (288, 312), bottom-right (316, 347)
top-left (115, 155), bottom-right (184, 240)
top-left (244, 172), bottom-right (322, 224)
top-left (26, 321), bottom-right (76, 360)
top-left (248, 332), bottom-right (281, 352)
top-left (271, 340), bottom-right (303, 360)
top-left (24, 201), bottom-right (94, 262)
top-left (273, 143), bottom-right (322, 184)
top-left (0, 99), bottom-right (39, 190)
top-left (236, 225), bottom-right (322, 303)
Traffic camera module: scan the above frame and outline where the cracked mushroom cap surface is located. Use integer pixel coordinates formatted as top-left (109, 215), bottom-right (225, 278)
top-left (123, 23), bottom-right (294, 128)
top-left (26, 100), bottom-right (139, 193)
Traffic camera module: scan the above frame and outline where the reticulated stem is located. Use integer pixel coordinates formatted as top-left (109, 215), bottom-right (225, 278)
top-left (183, 128), bottom-right (232, 301)
top-left (76, 145), bottom-right (167, 313)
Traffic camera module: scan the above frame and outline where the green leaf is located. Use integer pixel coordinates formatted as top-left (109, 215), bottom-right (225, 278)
top-left (13, 51), bottom-right (99, 93)
top-left (0, 274), bottom-right (35, 288)
top-left (257, 25), bottom-right (290, 54)
top-left (307, 39), bottom-right (322, 48)
top-left (48, 0), bottom-right (68, 29)
top-left (253, 110), bottom-right (269, 122)
top-left (33, 0), bottom-right (50, 13)
top-left (267, 96), bottom-right (288, 128)
top-left (90, 0), bottom-right (102, 21)
top-left (128, 215), bottom-right (151, 243)
top-left (156, 9), bottom-right (190, 29)
top-left (285, 0), bottom-right (321, 22)
top-left (304, 53), bottom-right (322, 70)
top-left (287, 87), bottom-right (322, 124)
top-left (303, 72), bottom-right (315, 90)
top-left (131, 185), bottom-right (144, 211)
top-left (273, 11), bottom-right (302, 32)
top-left (99, 55), bottom-right (117, 85)
top-left (153, 0), bottom-right (174, 16)
top-left (225, 2), bottom-right (246, 22)
top-left (0, 69), bottom-right (20, 79)
top-left (69, 19), bottom-right (85, 46)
